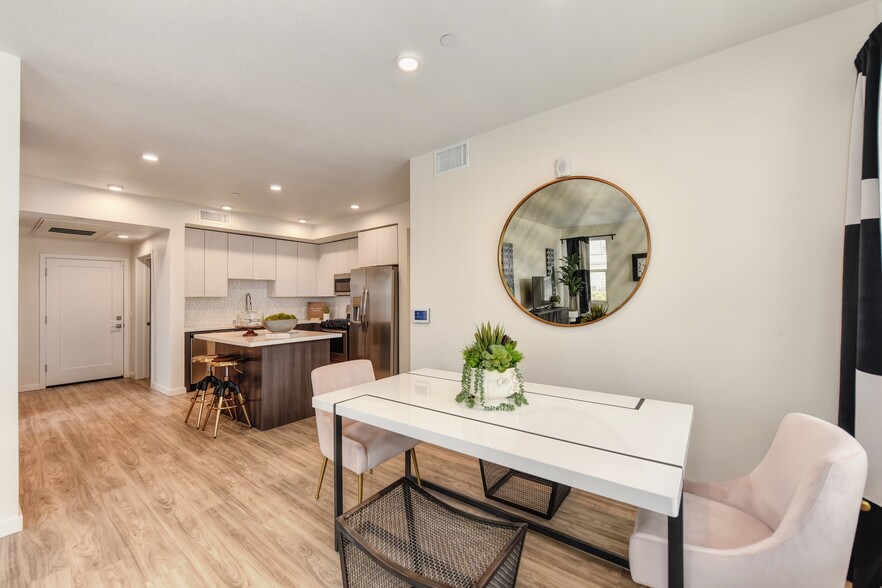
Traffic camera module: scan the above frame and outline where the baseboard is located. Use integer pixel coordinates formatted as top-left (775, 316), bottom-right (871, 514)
top-left (151, 382), bottom-right (187, 397)
top-left (0, 509), bottom-right (23, 538)
top-left (18, 384), bottom-right (41, 393)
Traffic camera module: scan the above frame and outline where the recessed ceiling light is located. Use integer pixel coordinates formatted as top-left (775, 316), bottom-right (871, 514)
top-left (270, 184), bottom-right (282, 191)
top-left (118, 234), bottom-right (129, 239)
top-left (107, 184), bottom-right (123, 192)
top-left (396, 54), bottom-right (420, 73)
top-left (298, 218), bottom-right (307, 223)
top-left (221, 205), bottom-right (233, 211)
top-left (350, 204), bottom-right (360, 210)
top-left (141, 152), bottom-right (159, 162)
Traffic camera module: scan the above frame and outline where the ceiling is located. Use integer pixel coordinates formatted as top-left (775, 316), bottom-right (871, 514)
top-left (0, 0), bottom-right (866, 225)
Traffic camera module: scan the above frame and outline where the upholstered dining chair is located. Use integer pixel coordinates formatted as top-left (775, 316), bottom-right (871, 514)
top-left (629, 413), bottom-right (867, 588)
top-left (311, 360), bottom-right (421, 503)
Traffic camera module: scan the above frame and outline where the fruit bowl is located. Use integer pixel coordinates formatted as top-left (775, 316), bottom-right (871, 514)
top-left (263, 318), bottom-right (298, 332)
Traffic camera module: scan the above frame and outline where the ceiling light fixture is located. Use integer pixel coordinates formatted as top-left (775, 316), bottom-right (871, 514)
top-left (222, 205), bottom-right (233, 211)
top-left (107, 184), bottom-right (123, 192)
top-left (396, 54), bottom-right (420, 73)
top-left (118, 234), bottom-right (129, 239)
top-left (270, 184), bottom-right (282, 191)
top-left (141, 152), bottom-right (159, 162)
top-left (298, 218), bottom-right (307, 223)
top-left (350, 204), bottom-right (360, 210)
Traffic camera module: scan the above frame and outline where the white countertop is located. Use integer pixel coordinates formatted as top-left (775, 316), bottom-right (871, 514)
top-left (185, 319), bottom-right (323, 333)
top-left (313, 368), bottom-right (693, 516)
top-left (195, 329), bottom-right (341, 347)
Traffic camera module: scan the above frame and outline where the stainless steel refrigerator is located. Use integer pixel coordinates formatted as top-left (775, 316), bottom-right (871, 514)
top-left (349, 266), bottom-right (398, 379)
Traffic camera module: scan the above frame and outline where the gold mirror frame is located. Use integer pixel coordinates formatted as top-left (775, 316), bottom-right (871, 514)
top-left (497, 176), bottom-right (651, 327)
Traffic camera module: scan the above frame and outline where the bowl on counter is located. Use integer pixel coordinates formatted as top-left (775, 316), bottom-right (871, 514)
top-left (263, 318), bottom-right (298, 332)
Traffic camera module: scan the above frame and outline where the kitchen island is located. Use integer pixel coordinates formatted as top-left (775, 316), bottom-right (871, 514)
top-left (194, 329), bottom-right (342, 430)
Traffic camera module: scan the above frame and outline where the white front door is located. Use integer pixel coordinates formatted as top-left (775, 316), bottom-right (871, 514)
top-left (46, 257), bottom-right (125, 386)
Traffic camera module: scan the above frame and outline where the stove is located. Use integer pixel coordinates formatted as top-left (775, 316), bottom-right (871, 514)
top-left (319, 319), bottom-right (350, 363)
top-left (320, 318), bottom-right (350, 331)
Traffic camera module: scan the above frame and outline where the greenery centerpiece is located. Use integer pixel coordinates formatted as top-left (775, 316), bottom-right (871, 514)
top-left (558, 253), bottom-right (584, 313)
top-left (456, 323), bottom-right (528, 411)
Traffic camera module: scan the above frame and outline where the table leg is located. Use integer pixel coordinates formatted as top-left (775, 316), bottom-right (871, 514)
top-left (668, 492), bottom-right (684, 588)
top-left (404, 449), bottom-right (412, 480)
top-left (334, 412), bottom-right (343, 551)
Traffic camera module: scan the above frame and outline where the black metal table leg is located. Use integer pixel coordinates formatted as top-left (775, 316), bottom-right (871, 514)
top-left (404, 449), bottom-right (412, 480)
top-left (334, 412), bottom-right (343, 551)
top-left (668, 492), bottom-right (684, 588)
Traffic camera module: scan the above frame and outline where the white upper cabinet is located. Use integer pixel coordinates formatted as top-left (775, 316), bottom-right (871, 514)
top-left (316, 243), bottom-right (336, 296)
top-left (336, 238), bottom-right (358, 273)
top-left (358, 226), bottom-right (397, 267)
top-left (270, 240), bottom-right (298, 297)
top-left (185, 228), bottom-right (228, 297)
top-left (227, 234), bottom-right (254, 279)
top-left (297, 243), bottom-right (318, 297)
top-left (253, 237), bottom-right (276, 280)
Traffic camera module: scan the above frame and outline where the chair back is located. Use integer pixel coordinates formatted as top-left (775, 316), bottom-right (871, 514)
top-left (310, 360), bottom-right (376, 459)
top-left (749, 413), bottom-right (867, 534)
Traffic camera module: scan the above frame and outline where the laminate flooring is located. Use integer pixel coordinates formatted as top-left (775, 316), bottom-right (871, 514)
top-left (6, 377), bottom-right (647, 587)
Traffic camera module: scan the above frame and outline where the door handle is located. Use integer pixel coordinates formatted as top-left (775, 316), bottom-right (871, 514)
top-left (115, 324), bottom-right (123, 329)
top-left (362, 289), bottom-right (369, 332)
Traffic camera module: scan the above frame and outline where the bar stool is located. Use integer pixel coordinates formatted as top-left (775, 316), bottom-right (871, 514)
top-left (185, 354), bottom-right (221, 427)
top-left (200, 355), bottom-right (252, 438)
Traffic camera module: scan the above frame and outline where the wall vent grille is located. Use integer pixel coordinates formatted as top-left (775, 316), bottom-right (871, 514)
top-left (47, 227), bottom-right (97, 236)
top-left (434, 141), bottom-right (469, 175)
top-left (199, 209), bottom-right (231, 224)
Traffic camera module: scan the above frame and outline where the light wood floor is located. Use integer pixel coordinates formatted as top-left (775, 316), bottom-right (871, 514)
top-left (5, 377), bottom-right (644, 587)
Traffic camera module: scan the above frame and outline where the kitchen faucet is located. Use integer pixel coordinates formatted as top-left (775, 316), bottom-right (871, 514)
top-left (245, 292), bottom-right (252, 312)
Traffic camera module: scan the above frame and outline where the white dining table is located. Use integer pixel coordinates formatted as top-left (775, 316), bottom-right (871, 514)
top-left (312, 368), bottom-right (693, 587)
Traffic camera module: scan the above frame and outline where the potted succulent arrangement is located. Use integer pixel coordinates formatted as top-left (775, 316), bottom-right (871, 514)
top-left (456, 323), bottom-right (528, 411)
top-left (580, 303), bottom-right (608, 323)
top-left (558, 254), bottom-right (584, 319)
top-left (322, 302), bottom-right (331, 321)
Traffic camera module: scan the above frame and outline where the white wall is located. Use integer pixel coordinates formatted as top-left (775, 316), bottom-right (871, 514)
top-left (410, 4), bottom-right (873, 482)
top-left (0, 50), bottom-right (22, 537)
top-left (18, 237), bottom-right (133, 390)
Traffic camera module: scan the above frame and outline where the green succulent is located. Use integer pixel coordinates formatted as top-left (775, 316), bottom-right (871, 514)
top-left (457, 323), bottom-right (528, 411)
top-left (580, 303), bottom-right (609, 322)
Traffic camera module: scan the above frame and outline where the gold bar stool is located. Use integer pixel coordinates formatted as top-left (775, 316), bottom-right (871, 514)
top-left (200, 355), bottom-right (252, 438)
top-left (185, 354), bottom-right (221, 427)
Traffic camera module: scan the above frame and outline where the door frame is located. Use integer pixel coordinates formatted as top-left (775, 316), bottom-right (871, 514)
top-left (134, 252), bottom-right (153, 380)
top-left (39, 254), bottom-right (130, 389)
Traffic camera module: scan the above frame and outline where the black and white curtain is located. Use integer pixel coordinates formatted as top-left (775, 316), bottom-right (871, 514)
top-left (842, 23), bottom-right (882, 588)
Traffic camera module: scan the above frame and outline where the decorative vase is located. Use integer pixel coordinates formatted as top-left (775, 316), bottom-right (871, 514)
top-left (322, 313), bottom-right (331, 320)
top-left (480, 368), bottom-right (516, 408)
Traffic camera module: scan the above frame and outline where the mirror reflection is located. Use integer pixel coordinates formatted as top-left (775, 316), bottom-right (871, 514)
top-left (498, 176), bottom-right (650, 326)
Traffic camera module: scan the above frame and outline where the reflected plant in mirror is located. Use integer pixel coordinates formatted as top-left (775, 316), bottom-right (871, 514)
top-left (498, 176), bottom-right (650, 327)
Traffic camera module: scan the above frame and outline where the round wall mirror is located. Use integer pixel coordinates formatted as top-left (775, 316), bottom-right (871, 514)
top-left (498, 176), bottom-right (650, 326)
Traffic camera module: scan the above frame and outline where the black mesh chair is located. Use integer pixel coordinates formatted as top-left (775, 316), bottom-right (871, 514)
top-left (336, 477), bottom-right (527, 588)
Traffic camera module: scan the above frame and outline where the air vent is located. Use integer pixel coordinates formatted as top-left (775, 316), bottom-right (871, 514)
top-left (48, 227), bottom-right (97, 236)
top-left (434, 140), bottom-right (469, 175)
top-left (199, 209), bottom-right (231, 224)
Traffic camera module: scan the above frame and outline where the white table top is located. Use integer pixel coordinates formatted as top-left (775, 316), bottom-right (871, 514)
top-left (312, 368), bottom-right (693, 516)
top-left (195, 329), bottom-right (341, 347)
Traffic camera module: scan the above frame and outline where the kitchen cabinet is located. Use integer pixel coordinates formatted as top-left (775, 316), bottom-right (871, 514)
top-left (336, 238), bottom-right (358, 272)
top-left (185, 228), bottom-right (228, 297)
top-left (316, 243), bottom-right (336, 296)
top-left (297, 243), bottom-right (317, 296)
top-left (270, 240), bottom-right (298, 297)
top-left (228, 234), bottom-right (277, 280)
top-left (358, 226), bottom-right (398, 267)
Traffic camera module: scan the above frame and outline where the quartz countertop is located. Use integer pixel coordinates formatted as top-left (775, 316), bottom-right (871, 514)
top-left (194, 329), bottom-right (340, 348)
top-left (185, 318), bottom-right (323, 333)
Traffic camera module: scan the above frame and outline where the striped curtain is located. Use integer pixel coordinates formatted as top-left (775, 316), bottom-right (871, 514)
top-left (843, 23), bottom-right (882, 588)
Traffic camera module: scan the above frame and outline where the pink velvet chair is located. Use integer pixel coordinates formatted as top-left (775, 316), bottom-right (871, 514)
top-left (311, 360), bottom-right (421, 503)
top-left (629, 413), bottom-right (867, 588)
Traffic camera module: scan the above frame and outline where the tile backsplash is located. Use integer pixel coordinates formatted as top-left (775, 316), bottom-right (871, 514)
top-left (185, 279), bottom-right (348, 327)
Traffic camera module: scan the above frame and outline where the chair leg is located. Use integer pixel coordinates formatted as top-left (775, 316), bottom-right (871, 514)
top-left (184, 391), bottom-right (197, 424)
top-left (213, 399), bottom-right (223, 438)
top-left (200, 396), bottom-right (217, 431)
top-left (195, 388), bottom-right (208, 428)
top-left (237, 391), bottom-right (252, 428)
top-left (315, 457), bottom-right (329, 499)
top-left (357, 473), bottom-right (364, 503)
top-left (411, 447), bottom-right (422, 487)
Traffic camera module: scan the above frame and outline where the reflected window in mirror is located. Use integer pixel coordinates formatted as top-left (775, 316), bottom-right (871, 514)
top-left (498, 176), bottom-right (650, 327)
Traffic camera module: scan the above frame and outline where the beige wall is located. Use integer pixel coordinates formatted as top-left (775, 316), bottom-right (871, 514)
top-left (410, 4), bottom-right (872, 482)
top-left (18, 237), bottom-right (134, 390)
top-left (0, 50), bottom-right (22, 537)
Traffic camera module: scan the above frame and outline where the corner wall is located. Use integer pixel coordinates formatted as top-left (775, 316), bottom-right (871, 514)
top-left (0, 50), bottom-right (23, 536)
top-left (409, 4), bottom-right (873, 481)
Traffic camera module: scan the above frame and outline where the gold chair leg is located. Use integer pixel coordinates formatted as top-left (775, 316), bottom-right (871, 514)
top-left (357, 473), bottom-right (364, 503)
top-left (195, 388), bottom-right (208, 428)
top-left (200, 396), bottom-right (216, 431)
top-left (411, 448), bottom-right (422, 487)
top-left (184, 391), bottom-right (197, 424)
top-left (315, 457), bottom-right (329, 499)
top-left (237, 392), bottom-right (252, 428)
top-left (213, 401), bottom-right (223, 438)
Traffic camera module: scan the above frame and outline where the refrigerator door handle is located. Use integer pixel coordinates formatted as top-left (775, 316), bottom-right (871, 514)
top-left (362, 288), bottom-right (369, 332)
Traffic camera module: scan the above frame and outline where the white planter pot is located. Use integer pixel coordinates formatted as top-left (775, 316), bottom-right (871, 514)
top-left (480, 368), bottom-right (516, 408)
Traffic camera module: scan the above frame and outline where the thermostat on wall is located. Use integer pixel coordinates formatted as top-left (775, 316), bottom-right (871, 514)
top-left (413, 307), bottom-right (430, 324)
